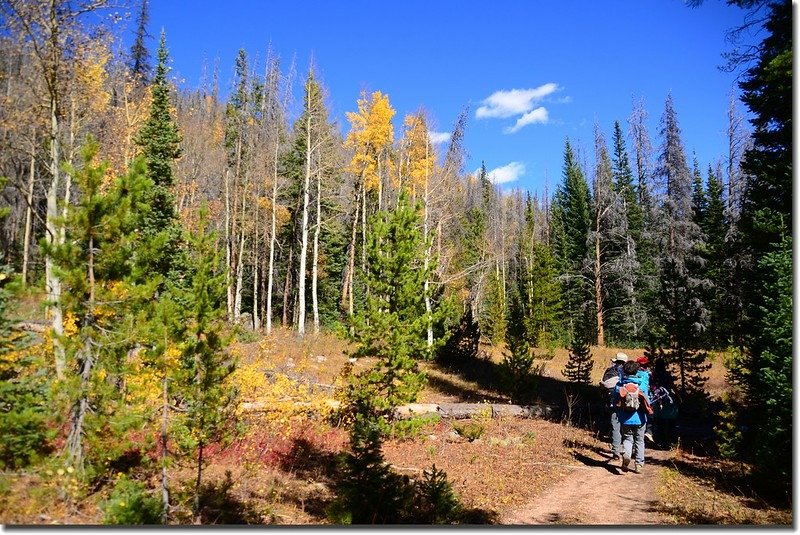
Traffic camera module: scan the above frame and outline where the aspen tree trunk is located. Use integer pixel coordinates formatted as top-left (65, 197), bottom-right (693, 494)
top-left (161, 374), bottom-right (169, 524)
top-left (252, 211), bottom-right (260, 331)
top-left (423, 144), bottom-right (433, 348)
top-left (224, 168), bottom-right (233, 319)
top-left (312, 168), bottom-right (321, 334)
top-left (341, 188), bottom-right (360, 317)
top-left (266, 141), bottom-right (279, 334)
top-left (46, 91), bottom-right (65, 379)
top-left (297, 107), bottom-right (312, 336)
top-left (377, 153), bottom-right (382, 210)
top-left (282, 244), bottom-right (293, 327)
top-left (22, 143), bottom-right (35, 286)
top-left (233, 193), bottom-right (246, 321)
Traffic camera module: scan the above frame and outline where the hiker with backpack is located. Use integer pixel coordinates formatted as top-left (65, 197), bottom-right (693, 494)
top-left (636, 356), bottom-right (655, 444)
top-left (651, 357), bottom-right (679, 448)
top-left (615, 360), bottom-right (652, 474)
top-left (600, 352), bottom-right (629, 460)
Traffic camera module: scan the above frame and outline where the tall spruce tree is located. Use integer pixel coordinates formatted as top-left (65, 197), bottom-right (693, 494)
top-left (133, 30), bottom-right (183, 284)
top-left (653, 94), bottom-right (711, 402)
top-left (728, 0), bottom-right (791, 486)
top-left (610, 120), bottom-right (646, 343)
top-left (699, 164), bottom-right (728, 347)
top-left (128, 0), bottom-right (151, 84)
top-left (551, 139), bottom-right (592, 340)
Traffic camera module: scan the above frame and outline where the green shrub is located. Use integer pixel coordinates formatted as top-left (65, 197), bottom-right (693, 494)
top-left (414, 464), bottom-right (462, 524)
top-left (388, 414), bottom-right (440, 441)
top-left (452, 421), bottom-right (485, 442)
top-left (101, 475), bottom-right (163, 525)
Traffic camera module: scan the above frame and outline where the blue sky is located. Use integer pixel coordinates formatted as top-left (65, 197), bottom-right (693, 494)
top-left (137, 0), bottom-right (754, 196)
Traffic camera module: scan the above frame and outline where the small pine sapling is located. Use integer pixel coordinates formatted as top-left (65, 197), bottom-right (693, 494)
top-left (562, 335), bottom-right (594, 384)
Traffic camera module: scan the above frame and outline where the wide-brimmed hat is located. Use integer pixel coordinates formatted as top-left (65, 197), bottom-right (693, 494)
top-left (611, 352), bottom-right (629, 363)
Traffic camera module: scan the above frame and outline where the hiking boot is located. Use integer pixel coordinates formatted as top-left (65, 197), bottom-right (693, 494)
top-left (621, 455), bottom-right (631, 471)
top-left (610, 452), bottom-right (621, 461)
top-left (634, 463), bottom-right (643, 474)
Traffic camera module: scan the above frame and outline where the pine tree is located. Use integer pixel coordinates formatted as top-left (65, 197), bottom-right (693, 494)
top-left (653, 94), bottom-right (711, 402)
top-left (481, 270), bottom-right (507, 346)
top-left (608, 121), bottom-right (645, 344)
top-left (133, 30), bottom-right (183, 283)
top-left (47, 139), bottom-right (155, 476)
top-left (551, 139), bottom-right (592, 339)
top-left (347, 192), bottom-right (448, 424)
top-left (500, 293), bottom-right (535, 403)
top-left (128, 0), bottom-right (151, 84)
top-left (562, 335), bottom-right (593, 385)
top-left (338, 193), bottom-right (449, 523)
top-left (726, 0), bottom-right (791, 486)
top-left (516, 193), bottom-right (561, 348)
top-left (0, 256), bottom-right (52, 468)
top-left (700, 164), bottom-right (727, 347)
top-left (171, 207), bottom-right (237, 521)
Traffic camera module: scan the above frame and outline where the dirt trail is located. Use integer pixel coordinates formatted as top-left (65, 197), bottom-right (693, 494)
top-left (501, 446), bottom-right (673, 525)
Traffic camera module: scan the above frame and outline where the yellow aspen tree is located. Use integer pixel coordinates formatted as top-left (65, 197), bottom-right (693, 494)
top-left (342, 91), bottom-right (395, 317)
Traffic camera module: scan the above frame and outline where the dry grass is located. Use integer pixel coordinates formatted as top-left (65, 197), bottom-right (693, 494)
top-left (658, 451), bottom-right (792, 525)
top-left (0, 328), bottom-right (775, 526)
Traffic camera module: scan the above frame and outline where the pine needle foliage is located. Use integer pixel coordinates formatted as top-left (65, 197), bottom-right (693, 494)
top-left (562, 335), bottom-right (594, 384)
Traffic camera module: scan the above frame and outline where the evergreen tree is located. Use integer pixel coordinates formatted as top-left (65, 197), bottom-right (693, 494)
top-left (591, 125), bottom-right (639, 346)
top-left (338, 193), bottom-right (450, 522)
top-left (562, 334), bottom-right (593, 385)
top-left (500, 293), bottom-right (535, 403)
top-left (0, 259), bottom-right (52, 469)
top-left (171, 208), bottom-right (237, 520)
top-left (128, 0), bottom-right (151, 84)
top-left (133, 30), bottom-right (183, 283)
top-left (653, 94), bottom-right (711, 402)
top-left (348, 192), bottom-right (448, 421)
top-left (700, 164), bottom-right (728, 347)
top-left (516, 193), bottom-right (561, 348)
top-left (481, 270), bottom-right (507, 346)
top-left (551, 139), bottom-right (592, 339)
top-left (47, 139), bottom-right (155, 476)
top-left (741, 235), bottom-right (791, 482)
top-left (726, 0), bottom-right (791, 487)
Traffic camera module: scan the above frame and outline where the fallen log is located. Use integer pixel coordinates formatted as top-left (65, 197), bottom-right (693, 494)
top-left (395, 402), bottom-right (554, 420)
top-left (239, 399), bottom-right (553, 420)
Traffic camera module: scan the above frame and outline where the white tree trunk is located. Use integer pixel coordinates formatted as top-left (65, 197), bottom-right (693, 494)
top-left (266, 142), bottom-right (278, 335)
top-left (297, 109), bottom-right (312, 336)
top-left (22, 145), bottom-right (35, 286)
top-left (252, 218), bottom-right (260, 331)
top-left (224, 168), bottom-right (233, 319)
top-left (423, 144), bottom-right (433, 349)
top-left (46, 95), bottom-right (64, 379)
top-left (233, 195), bottom-right (246, 321)
top-left (312, 168), bottom-right (321, 334)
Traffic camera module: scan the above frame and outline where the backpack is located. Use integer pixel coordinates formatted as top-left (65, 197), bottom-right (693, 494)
top-left (600, 365), bottom-right (621, 389)
top-left (617, 383), bottom-right (641, 412)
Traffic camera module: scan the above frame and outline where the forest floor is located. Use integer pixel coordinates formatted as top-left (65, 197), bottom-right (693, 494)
top-left (0, 320), bottom-right (792, 526)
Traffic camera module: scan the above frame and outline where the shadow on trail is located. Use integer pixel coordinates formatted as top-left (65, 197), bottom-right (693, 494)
top-left (571, 450), bottom-right (622, 475)
top-left (271, 436), bottom-right (499, 525)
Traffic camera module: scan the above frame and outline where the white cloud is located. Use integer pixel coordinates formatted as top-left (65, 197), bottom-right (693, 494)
top-left (504, 107), bottom-right (549, 134)
top-left (428, 131), bottom-right (450, 145)
top-left (475, 162), bottom-right (526, 185)
top-left (475, 83), bottom-right (558, 119)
